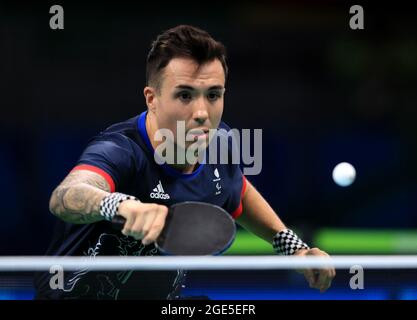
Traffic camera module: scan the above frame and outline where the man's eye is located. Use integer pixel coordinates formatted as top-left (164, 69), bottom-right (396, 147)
top-left (207, 92), bottom-right (221, 101)
top-left (178, 91), bottom-right (192, 102)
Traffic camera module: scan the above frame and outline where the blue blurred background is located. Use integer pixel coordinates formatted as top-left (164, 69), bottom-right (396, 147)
top-left (0, 1), bottom-right (416, 299)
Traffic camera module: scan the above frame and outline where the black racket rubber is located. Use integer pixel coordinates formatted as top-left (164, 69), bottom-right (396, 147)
top-left (111, 201), bottom-right (236, 255)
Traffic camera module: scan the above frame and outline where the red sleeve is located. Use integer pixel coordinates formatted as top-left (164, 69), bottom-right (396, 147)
top-left (71, 164), bottom-right (116, 193)
top-left (231, 175), bottom-right (247, 219)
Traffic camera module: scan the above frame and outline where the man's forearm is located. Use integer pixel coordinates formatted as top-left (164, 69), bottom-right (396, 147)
top-left (49, 170), bottom-right (111, 224)
top-left (236, 180), bottom-right (286, 242)
top-left (50, 184), bottom-right (108, 224)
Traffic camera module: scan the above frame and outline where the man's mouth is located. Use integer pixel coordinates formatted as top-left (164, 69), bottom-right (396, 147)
top-left (187, 128), bottom-right (209, 140)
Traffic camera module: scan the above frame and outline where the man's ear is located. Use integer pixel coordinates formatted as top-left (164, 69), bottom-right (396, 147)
top-left (144, 86), bottom-right (157, 113)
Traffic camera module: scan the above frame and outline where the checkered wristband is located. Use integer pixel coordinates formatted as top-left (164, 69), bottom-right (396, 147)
top-left (272, 229), bottom-right (310, 255)
top-left (99, 192), bottom-right (139, 221)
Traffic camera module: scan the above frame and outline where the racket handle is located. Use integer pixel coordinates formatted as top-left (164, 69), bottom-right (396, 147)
top-left (111, 215), bottom-right (126, 231)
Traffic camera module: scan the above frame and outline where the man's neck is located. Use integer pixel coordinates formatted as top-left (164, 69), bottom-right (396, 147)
top-left (145, 113), bottom-right (198, 174)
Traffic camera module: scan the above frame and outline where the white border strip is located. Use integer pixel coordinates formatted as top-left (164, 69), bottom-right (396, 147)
top-left (1, 256), bottom-right (417, 271)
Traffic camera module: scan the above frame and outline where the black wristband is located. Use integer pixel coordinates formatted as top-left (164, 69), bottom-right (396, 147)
top-left (99, 192), bottom-right (139, 221)
top-left (272, 229), bottom-right (310, 255)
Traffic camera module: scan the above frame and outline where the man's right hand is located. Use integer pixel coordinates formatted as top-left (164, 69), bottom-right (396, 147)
top-left (117, 200), bottom-right (169, 245)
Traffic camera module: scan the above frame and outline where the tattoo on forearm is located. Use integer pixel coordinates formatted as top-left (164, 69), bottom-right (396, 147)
top-left (50, 170), bottom-right (111, 224)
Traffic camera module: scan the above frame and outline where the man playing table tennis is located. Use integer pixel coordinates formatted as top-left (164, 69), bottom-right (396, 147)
top-left (35, 24), bottom-right (335, 299)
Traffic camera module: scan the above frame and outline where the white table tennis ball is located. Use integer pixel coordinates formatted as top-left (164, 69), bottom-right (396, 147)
top-left (332, 162), bottom-right (356, 187)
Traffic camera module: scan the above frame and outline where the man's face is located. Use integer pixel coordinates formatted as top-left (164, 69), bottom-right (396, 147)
top-left (151, 57), bottom-right (225, 150)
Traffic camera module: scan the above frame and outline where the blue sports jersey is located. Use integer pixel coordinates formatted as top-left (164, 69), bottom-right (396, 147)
top-left (34, 111), bottom-right (246, 300)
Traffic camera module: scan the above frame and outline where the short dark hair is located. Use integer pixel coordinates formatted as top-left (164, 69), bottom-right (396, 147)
top-left (146, 25), bottom-right (228, 90)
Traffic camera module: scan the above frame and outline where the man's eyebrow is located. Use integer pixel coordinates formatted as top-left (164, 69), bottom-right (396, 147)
top-left (174, 85), bottom-right (224, 91)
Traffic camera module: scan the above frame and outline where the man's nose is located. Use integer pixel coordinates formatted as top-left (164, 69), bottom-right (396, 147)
top-left (193, 98), bottom-right (209, 125)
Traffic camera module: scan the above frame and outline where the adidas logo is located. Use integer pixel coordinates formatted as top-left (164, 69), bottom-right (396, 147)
top-left (150, 180), bottom-right (170, 200)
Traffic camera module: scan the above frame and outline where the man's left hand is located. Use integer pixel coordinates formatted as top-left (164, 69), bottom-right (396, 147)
top-left (294, 248), bottom-right (336, 293)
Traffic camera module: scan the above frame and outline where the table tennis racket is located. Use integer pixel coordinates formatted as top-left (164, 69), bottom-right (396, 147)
top-left (111, 201), bottom-right (236, 255)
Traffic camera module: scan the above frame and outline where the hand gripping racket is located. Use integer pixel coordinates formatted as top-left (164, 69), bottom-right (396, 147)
top-left (111, 201), bottom-right (236, 255)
